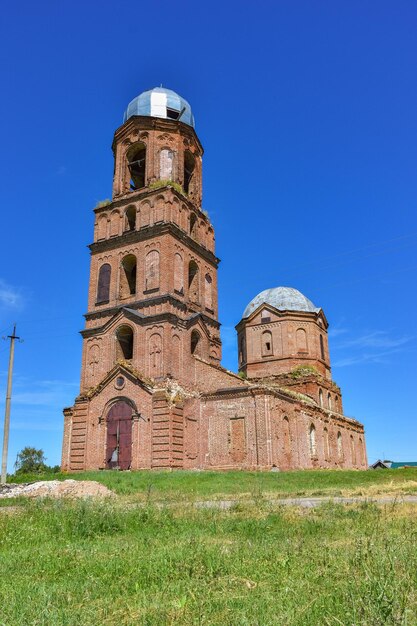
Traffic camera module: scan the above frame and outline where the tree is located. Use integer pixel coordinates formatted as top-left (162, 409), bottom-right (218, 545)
top-left (14, 447), bottom-right (47, 474)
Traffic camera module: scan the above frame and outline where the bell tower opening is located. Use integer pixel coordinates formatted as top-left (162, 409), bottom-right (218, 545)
top-left (116, 325), bottom-right (134, 361)
top-left (127, 143), bottom-right (146, 190)
top-left (184, 150), bottom-right (195, 194)
top-left (120, 255), bottom-right (137, 298)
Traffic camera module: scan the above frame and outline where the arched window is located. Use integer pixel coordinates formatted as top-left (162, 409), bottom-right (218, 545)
top-left (350, 435), bottom-right (356, 465)
top-left (191, 329), bottom-right (201, 356)
top-left (334, 395), bottom-right (339, 411)
top-left (320, 334), bottom-right (325, 360)
top-left (116, 325), bottom-right (133, 361)
top-left (119, 255), bottom-right (137, 298)
top-left (262, 330), bottom-right (273, 356)
top-left (319, 389), bottom-right (323, 407)
top-left (324, 427), bottom-right (330, 460)
top-left (174, 253), bottom-right (184, 293)
top-left (127, 143), bottom-right (146, 190)
top-left (328, 393), bottom-right (332, 411)
top-left (159, 148), bottom-right (174, 179)
top-left (145, 250), bottom-right (160, 291)
top-left (184, 150), bottom-right (195, 193)
top-left (337, 431), bottom-right (343, 459)
top-left (97, 263), bottom-right (111, 303)
top-left (358, 437), bottom-right (364, 465)
top-left (309, 424), bottom-right (316, 458)
top-left (189, 213), bottom-right (198, 238)
top-left (124, 206), bottom-right (136, 232)
top-left (205, 274), bottom-right (213, 310)
top-left (296, 328), bottom-right (308, 353)
top-left (283, 417), bottom-right (291, 458)
top-left (239, 335), bottom-right (246, 366)
top-left (188, 260), bottom-right (200, 302)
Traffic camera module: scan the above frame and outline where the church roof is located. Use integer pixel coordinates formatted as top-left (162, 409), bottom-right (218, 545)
top-left (123, 87), bottom-right (195, 128)
top-left (242, 287), bottom-right (320, 319)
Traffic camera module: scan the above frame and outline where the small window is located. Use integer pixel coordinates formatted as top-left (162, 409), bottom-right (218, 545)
top-left (319, 389), bottom-right (323, 407)
top-left (262, 331), bottom-right (273, 357)
top-left (320, 334), bottom-right (325, 360)
top-left (115, 376), bottom-right (125, 390)
top-left (328, 393), bottom-right (332, 411)
top-left (337, 432), bottom-right (343, 459)
top-left (309, 424), bottom-right (316, 458)
top-left (191, 329), bottom-right (201, 355)
top-left (189, 213), bottom-right (198, 238)
top-left (166, 108), bottom-right (180, 120)
top-left (324, 427), bottom-right (330, 460)
top-left (188, 260), bottom-right (200, 302)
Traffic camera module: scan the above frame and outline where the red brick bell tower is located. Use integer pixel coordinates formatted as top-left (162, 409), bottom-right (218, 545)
top-left (62, 87), bottom-right (222, 471)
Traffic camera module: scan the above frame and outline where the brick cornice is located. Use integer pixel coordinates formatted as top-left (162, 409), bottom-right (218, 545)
top-left (94, 185), bottom-right (209, 220)
top-left (82, 301), bottom-right (221, 337)
top-left (89, 222), bottom-right (219, 267)
top-left (112, 115), bottom-right (204, 155)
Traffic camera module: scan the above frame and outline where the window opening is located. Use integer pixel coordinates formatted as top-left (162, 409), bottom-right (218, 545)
top-left (191, 330), bottom-right (201, 355)
top-left (337, 432), bottom-right (343, 459)
top-left (309, 424), bottom-right (316, 457)
top-left (127, 143), bottom-right (146, 190)
top-left (188, 260), bottom-right (199, 302)
top-left (184, 151), bottom-right (195, 194)
top-left (189, 213), bottom-right (198, 238)
top-left (351, 435), bottom-right (356, 464)
top-left (166, 107), bottom-right (180, 120)
top-left (120, 255), bottom-right (137, 298)
top-left (262, 331), bottom-right (273, 357)
top-left (324, 427), bottom-right (330, 460)
top-left (125, 206), bottom-right (136, 231)
top-left (320, 334), bottom-right (325, 360)
top-left (97, 263), bottom-right (111, 303)
top-left (116, 326), bottom-right (133, 361)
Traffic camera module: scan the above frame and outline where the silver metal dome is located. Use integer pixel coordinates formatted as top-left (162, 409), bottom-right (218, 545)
top-left (242, 287), bottom-right (320, 318)
top-left (123, 87), bottom-right (195, 127)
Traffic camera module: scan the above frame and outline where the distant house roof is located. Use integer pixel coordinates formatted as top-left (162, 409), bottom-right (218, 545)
top-left (390, 462), bottom-right (417, 469)
top-left (369, 460), bottom-right (392, 469)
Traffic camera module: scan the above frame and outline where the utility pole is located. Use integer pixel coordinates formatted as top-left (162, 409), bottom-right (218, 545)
top-left (1, 325), bottom-right (20, 484)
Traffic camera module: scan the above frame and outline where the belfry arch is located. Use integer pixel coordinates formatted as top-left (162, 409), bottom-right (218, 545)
top-left (127, 142), bottom-right (146, 190)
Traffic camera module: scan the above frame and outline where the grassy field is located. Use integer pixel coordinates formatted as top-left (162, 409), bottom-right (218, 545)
top-left (7, 467), bottom-right (417, 501)
top-left (0, 496), bottom-right (416, 625)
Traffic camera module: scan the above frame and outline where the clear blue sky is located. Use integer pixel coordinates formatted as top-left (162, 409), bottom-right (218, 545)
top-left (0, 1), bottom-right (416, 470)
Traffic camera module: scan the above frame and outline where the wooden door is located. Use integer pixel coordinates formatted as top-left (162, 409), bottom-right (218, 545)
top-left (106, 401), bottom-right (132, 470)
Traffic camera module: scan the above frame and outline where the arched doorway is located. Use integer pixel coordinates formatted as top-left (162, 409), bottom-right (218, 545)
top-left (106, 400), bottom-right (133, 470)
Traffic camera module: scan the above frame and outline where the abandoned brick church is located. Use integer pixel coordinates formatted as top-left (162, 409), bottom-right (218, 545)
top-left (62, 87), bottom-right (367, 471)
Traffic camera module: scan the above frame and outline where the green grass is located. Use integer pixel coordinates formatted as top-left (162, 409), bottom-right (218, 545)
top-left (0, 499), bottom-right (416, 625)
top-left (7, 467), bottom-right (417, 501)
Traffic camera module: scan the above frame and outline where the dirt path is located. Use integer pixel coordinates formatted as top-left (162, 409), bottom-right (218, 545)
top-left (194, 495), bottom-right (417, 509)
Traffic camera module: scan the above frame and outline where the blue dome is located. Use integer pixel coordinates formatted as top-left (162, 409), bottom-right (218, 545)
top-left (123, 87), bottom-right (195, 127)
top-left (242, 287), bottom-right (320, 319)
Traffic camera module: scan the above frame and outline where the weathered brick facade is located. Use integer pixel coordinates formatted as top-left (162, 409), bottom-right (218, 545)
top-left (62, 88), bottom-right (367, 472)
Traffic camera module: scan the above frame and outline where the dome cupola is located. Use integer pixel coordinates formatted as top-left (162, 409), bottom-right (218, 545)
top-left (242, 287), bottom-right (320, 319)
top-left (123, 87), bottom-right (195, 128)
